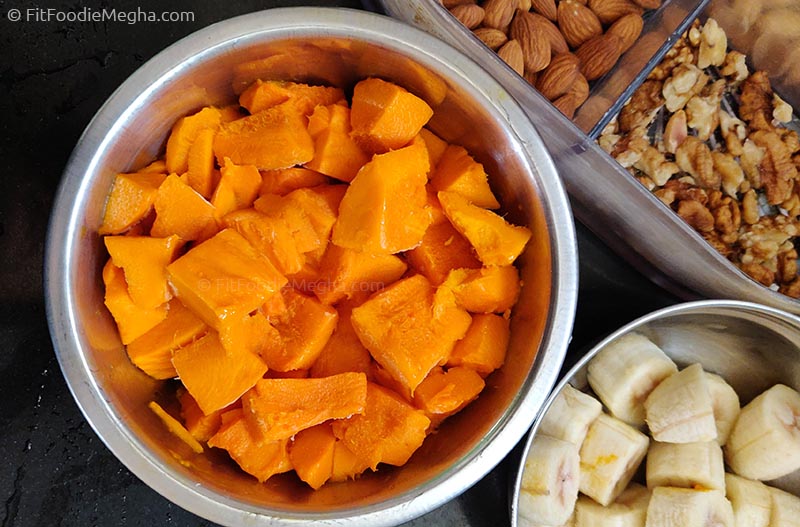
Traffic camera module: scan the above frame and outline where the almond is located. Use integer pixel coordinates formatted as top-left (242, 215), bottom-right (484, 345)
top-left (631, 0), bottom-right (661, 8)
top-left (442, 0), bottom-right (477, 7)
top-left (552, 93), bottom-right (579, 119)
top-left (450, 4), bottom-right (485, 28)
top-left (483, 0), bottom-right (517, 31)
top-left (575, 33), bottom-right (622, 80)
top-left (529, 12), bottom-right (569, 55)
top-left (587, 0), bottom-right (643, 25)
top-left (607, 13), bottom-right (644, 53)
top-left (498, 39), bottom-right (525, 76)
top-left (530, 0), bottom-right (557, 21)
top-left (536, 53), bottom-right (581, 100)
top-left (473, 27), bottom-right (509, 50)
top-left (569, 71), bottom-right (590, 106)
top-left (557, 1), bottom-right (603, 49)
top-left (523, 69), bottom-right (540, 87)
top-left (518, 0), bottom-right (533, 12)
top-left (510, 10), bottom-right (552, 72)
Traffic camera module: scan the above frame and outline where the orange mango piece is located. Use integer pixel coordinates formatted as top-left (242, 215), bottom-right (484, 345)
top-left (313, 245), bottom-right (407, 305)
top-left (305, 104), bottom-right (369, 182)
top-left (438, 191), bottom-right (532, 266)
top-left (260, 289), bottom-right (338, 372)
top-left (417, 128), bottom-right (448, 169)
top-left (259, 166), bottom-right (329, 196)
top-left (289, 423), bottom-right (337, 490)
top-left (241, 372), bottom-right (368, 441)
top-left (210, 158), bottom-right (262, 218)
top-left (172, 332), bottom-right (268, 415)
top-left (126, 299), bottom-right (208, 380)
top-left (332, 142), bottom-right (432, 254)
top-left (448, 313), bottom-right (510, 376)
top-left (430, 145), bottom-right (500, 209)
top-left (148, 401), bottom-right (204, 454)
top-left (310, 301), bottom-right (373, 379)
top-left (207, 409), bottom-right (292, 483)
top-left (218, 311), bottom-right (280, 357)
top-left (331, 382), bottom-right (430, 469)
top-left (331, 438), bottom-right (369, 482)
top-left (350, 78), bottom-right (434, 154)
top-left (306, 101), bottom-right (350, 137)
top-left (138, 159), bottom-right (167, 173)
top-left (239, 79), bottom-right (345, 116)
top-left (405, 220), bottom-right (481, 285)
top-left (213, 101), bottom-right (314, 170)
top-left (350, 274), bottom-right (468, 395)
top-left (178, 389), bottom-right (223, 442)
top-left (103, 234), bottom-right (183, 309)
top-left (186, 128), bottom-right (217, 199)
top-left (99, 172), bottom-right (166, 235)
top-left (443, 266), bottom-right (522, 313)
top-left (166, 107), bottom-right (222, 174)
top-left (413, 367), bottom-right (485, 425)
top-left (223, 209), bottom-right (305, 276)
top-left (151, 174), bottom-right (219, 242)
top-left (166, 228), bottom-right (287, 329)
top-left (102, 260), bottom-right (168, 345)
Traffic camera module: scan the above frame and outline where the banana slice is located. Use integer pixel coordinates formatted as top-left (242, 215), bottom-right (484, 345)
top-left (574, 482), bottom-right (650, 527)
top-left (706, 373), bottom-right (740, 446)
top-left (579, 413), bottom-right (650, 506)
top-left (724, 473), bottom-right (771, 527)
top-left (644, 363), bottom-right (717, 443)
top-left (768, 486), bottom-right (800, 527)
top-left (724, 384), bottom-right (800, 481)
top-left (646, 441), bottom-right (725, 492)
top-left (587, 333), bottom-right (678, 427)
top-left (539, 384), bottom-right (603, 447)
top-left (645, 487), bottom-right (734, 527)
top-left (519, 434), bottom-right (581, 526)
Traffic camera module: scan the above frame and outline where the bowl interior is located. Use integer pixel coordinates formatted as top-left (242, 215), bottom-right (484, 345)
top-left (53, 11), bottom-right (561, 521)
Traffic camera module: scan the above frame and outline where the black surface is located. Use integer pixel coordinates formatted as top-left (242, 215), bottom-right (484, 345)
top-left (0, 1), bottom-right (679, 525)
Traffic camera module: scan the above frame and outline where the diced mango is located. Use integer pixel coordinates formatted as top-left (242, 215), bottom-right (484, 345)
top-left (405, 220), bottom-right (481, 285)
top-left (138, 159), bottom-right (167, 174)
top-left (102, 260), bottom-right (168, 345)
top-left (310, 300), bottom-right (373, 378)
top-left (413, 367), bottom-right (485, 425)
top-left (151, 174), bottom-right (219, 242)
top-left (305, 104), bottom-right (369, 182)
top-left (148, 401), bottom-right (204, 454)
top-left (239, 79), bottom-right (345, 116)
top-left (260, 166), bottom-right (329, 196)
top-left (178, 389), bottom-right (223, 442)
top-left (186, 128), bottom-right (217, 199)
top-left (330, 437), bottom-right (369, 482)
top-left (430, 145), bottom-right (500, 209)
top-left (417, 128), bottom-right (448, 169)
top-left (307, 102), bottom-right (350, 138)
top-left (313, 245), bottom-right (407, 304)
top-left (289, 423), bottom-right (337, 490)
top-left (210, 158), bottom-right (262, 218)
top-left (166, 107), bottom-right (222, 175)
top-left (218, 311), bottom-right (280, 357)
top-left (443, 266), bottom-right (521, 313)
top-left (447, 313), bottom-right (510, 376)
top-left (223, 209), bottom-right (306, 276)
top-left (99, 172), bottom-right (166, 235)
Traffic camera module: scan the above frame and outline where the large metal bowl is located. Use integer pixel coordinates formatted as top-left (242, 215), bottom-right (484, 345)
top-left (44, 7), bottom-right (578, 526)
top-left (510, 300), bottom-right (800, 526)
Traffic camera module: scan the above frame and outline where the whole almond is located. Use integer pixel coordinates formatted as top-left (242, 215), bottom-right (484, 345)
top-left (552, 93), bottom-right (579, 119)
top-left (473, 27), bottom-right (509, 50)
top-left (631, 0), bottom-right (661, 8)
top-left (518, 0), bottom-right (533, 11)
top-left (575, 33), bottom-right (622, 80)
top-left (498, 39), bottom-right (525, 75)
top-left (587, 0), bottom-right (643, 25)
top-left (557, 1), bottom-right (603, 49)
top-left (536, 53), bottom-right (581, 100)
top-left (607, 13), bottom-right (644, 53)
top-left (569, 71), bottom-right (590, 106)
top-left (530, 0), bottom-right (557, 21)
top-left (529, 12), bottom-right (569, 55)
top-left (523, 69), bottom-right (539, 86)
top-left (450, 4), bottom-right (485, 28)
top-left (442, 0), bottom-right (477, 7)
top-left (483, 0), bottom-right (517, 31)
top-left (510, 10), bottom-right (552, 72)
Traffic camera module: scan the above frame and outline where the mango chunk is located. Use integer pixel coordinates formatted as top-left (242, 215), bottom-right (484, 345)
top-left (223, 209), bottom-right (306, 276)
top-left (413, 367), bottom-right (485, 425)
top-left (304, 104), bottom-right (369, 182)
top-left (186, 128), bottom-right (217, 199)
top-left (405, 220), bottom-right (481, 285)
top-left (239, 79), bottom-right (345, 116)
top-left (306, 102), bottom-right (350, 138)
top-left (126, 299), bottom-right (208, 380)
top-left (207, 409), bottom-right (292, 483)
top-left (310, 300), bottom-right (373, 379)
top-left (331, 382), bottom-right (430, 469)
top-left (99, 172), bottom-right (166, 235)
top-left (102, 260), bottom-right (168, 345)
top-left (314, 245), bottom-right (407, 305)
top-left (166, 107), bottom-right (222, 175)
top-left (213, 101), bottom-right (314, 170)
top-left (138, 159), bottom-right (167, 174)
top-left (331, 439), bottom-right (370, 482)
top-left (332, 142), bottom-right (432, 254)
top-left (178, 389), bottom-right (223, 442)
top-left (151, 174), bottom-right (219, 242)
top-left (148, 401), bottom-right (204, 454)
top-left (167, 229), bottom-right (287, 329)
top-left (447, 313), bottom-right (510, 376)
top-left (260, 166), bottom-right (329, 196)
top-left (218, 311), bottom-right (279, 358)
top-left (210, 158), bottom-right (262, 218)
top-left (430, 145), bottom-right (500, 209)
top-left (172, 332), bottom-right (268, 415)
top-left (104, 234), bottom-right (183, 310)
top-left (417, 128), bottom-right (448, 169)
top-left (350, 77), bottom-right (434, 154)
top-left (289, 423), bottom-right (337, 490)
top-left (241, 372), bottom-right (368, 441)
top-left (438, 191), bottom-right (532, 266)
top-left (443, 265), bottom-right (522, 313)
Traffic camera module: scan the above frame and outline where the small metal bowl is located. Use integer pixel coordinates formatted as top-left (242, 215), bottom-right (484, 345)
top-left (44, 7), bottom-right (578, 527)
top-left (510, 300), bottom-right (800, 526)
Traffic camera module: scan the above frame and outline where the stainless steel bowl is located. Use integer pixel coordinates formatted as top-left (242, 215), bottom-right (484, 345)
top-left (44, 7), bottom-right (578, 526)
top-left (509, 299), bottom-right (800, 526)
top-left (379, 0), bottom-right (800, 316)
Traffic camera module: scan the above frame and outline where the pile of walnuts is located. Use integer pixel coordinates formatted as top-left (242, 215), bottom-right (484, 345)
top-left (599, 18), bottom-right (800, 297)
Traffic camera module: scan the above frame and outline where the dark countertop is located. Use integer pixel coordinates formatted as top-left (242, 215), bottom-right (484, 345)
top-left (0, 1), bottom-right (678, 525)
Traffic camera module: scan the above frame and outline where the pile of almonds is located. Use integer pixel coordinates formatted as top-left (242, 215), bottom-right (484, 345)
top-left (444, 0), bottom-right (661, 118)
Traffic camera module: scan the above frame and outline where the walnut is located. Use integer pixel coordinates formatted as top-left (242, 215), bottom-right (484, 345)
top-left (782, 193), bottom-right (800, 218)
top-left (742, 189), bottom-right (760, 225)
top-left (739, 71), bottom-right (773, 128)
top-left (702, 231), bottom-right (737, 258)
top-left (773, 93), bottom-right (794, 124)
top-left (697, 18), bottom-right (727, 69)
top-left (720, 50), bottom-right (748, 85)
top-left (676, 199), bottom-right (714, 232)
top-left (676, 136), bottom-right (719, 189)
top-left (653, 188), bottom-right (676, 206)
top-left (712, 151), bottom-right (745, 198)
top-left (718, 109), bottom-right (747, 156)
top-left (663, 179), bottom-right (709, 205)
top-left (612, 135), bottom-right (650, 168)
top-left (750, 129), bottom-right (798, 205)
top-left (663, 109), bottom-right (688, 154)
top-left (777, 246), bottom-right (799, 284)
top-left (633, 144), bottom-right (680, 186)
top-left (779, 278), bottom-right (800, 298)
top-left (618, 80), bottom-right (664, 133)
top-left (740, 262), bottom-right (776, 287)
top-left (598, 133), bottom-right (620, 154)
top-left (739, 216), bottom-right (800, 268)
top-left (635, 175), bottom-right (656, 191)
top-left (781, 129), bottom-right (800, 155)
top-left (648, 38), bottom-right (694, 81)
top-left (662, 64), bottom-right (708, 113)
top-left (710, 195), bottom-right (741, 234)
top-left (685, 80), bottom-right (724, 141)
top-left (740, 139), bottom-right (766, 189)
